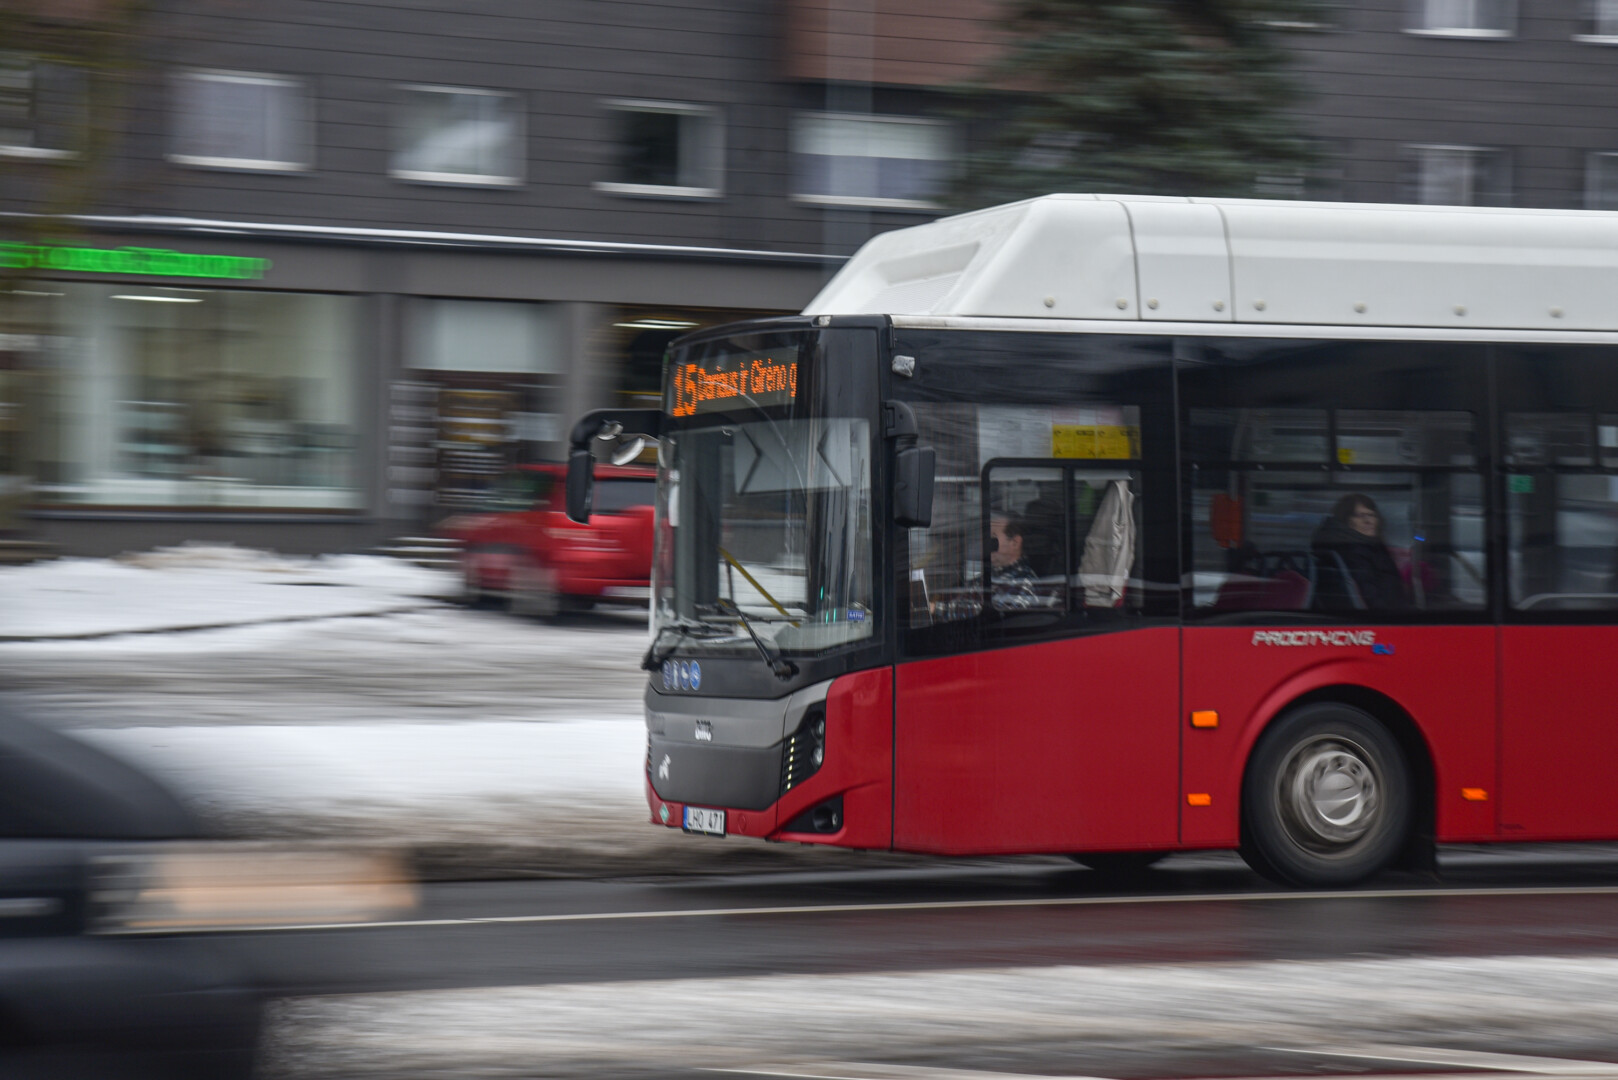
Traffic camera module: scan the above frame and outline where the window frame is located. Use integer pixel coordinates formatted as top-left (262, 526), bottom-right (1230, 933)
top-left (1405, 143), bottom-right (1512, 207)
top-left (594, 98), bottom-right (724, 200)
top-left (1497, 345), bottom-right (1618, 623)
top-left (1179, 338), bottom-right (1493, 627)
top-left (1, 51), bottom-right (82, 161)
top-left (790, 111), bottom-right (952, 212)
top-left (891, 328), bottom-right (1178, 660)
top-left (1575, 0), bottom-right (1618, 41)
top-left (168, 69), bottom-right (312, 173)
top-left (1586, 152), bottom-right (1618, 209)
top-left (390, 83), bottom-right (524, 188)
top-left (1406, 0), bottom-right (1517, 37)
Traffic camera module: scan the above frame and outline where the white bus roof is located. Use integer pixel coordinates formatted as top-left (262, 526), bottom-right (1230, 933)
top-left (802, 194), bottom-right (1618, 332)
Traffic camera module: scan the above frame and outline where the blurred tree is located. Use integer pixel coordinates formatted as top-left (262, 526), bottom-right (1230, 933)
top-left (949, 0), bottom-right (1322, 208)
top-left (0, 0), bottom-right (147, 251)
top-left (0, 0), bottom-right (148, 536)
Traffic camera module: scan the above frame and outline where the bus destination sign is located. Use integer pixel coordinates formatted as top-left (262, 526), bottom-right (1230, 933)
top-left (670, 354), bottom-right (798, 418)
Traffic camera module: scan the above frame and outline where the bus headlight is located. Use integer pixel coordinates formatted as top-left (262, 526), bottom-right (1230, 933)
top-left (781, 707), bottom-right (827, 794)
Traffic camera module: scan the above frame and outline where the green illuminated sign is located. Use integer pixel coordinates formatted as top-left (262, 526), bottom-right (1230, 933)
top-left (0, 242), bottom-right (270, 280)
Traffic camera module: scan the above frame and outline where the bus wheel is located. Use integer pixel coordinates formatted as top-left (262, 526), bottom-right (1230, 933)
top-left (1241, 703), bottom-right (1410, 888)
top-left (1068, 852), bottom-right (1164, 875)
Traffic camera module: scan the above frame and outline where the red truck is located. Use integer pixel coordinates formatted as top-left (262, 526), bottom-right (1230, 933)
top-left (443, 463), bottom-right (656, 618)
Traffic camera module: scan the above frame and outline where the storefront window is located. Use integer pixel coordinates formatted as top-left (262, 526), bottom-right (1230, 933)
top-left (23, 284), bottom-right (361, 509)
top-left (404, 298), bottom-right (565, 509)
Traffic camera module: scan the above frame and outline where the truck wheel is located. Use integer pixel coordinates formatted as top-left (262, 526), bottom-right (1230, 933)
top-left (509, 559), bottom-right (560, 621)
top-left (1241, 703), bottom-right (1410, 888)
top-left (460, 551), bottom-right (494, 609)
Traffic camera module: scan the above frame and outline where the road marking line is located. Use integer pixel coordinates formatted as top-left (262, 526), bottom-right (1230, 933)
top-left (713, 1065), bottom-right (1111, 1080)
top-left (721, 1062), bottom-right (1618, 1080)
top-left (1268, 1045), bottom-right (1618, 1074)
top-left (119, 883), bottom-right (1618, 935)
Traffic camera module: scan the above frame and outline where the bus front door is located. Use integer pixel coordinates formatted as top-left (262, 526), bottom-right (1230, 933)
top-left (893, 627), bottom-right (1180, 857)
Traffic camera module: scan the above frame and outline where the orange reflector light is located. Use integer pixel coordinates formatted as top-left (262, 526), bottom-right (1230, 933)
top-left (1186, 793), bottom-right (1212, 807)
top-left (1190, 710), bottom-right (1219, 729)
top-left (1462, 787), bottom-right (1489, 801)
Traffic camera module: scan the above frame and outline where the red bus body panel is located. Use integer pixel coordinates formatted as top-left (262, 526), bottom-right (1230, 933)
top-left (893, 628), bottom-right (1180, 855)
top-left (1181, 625), bottom-right (1498, 846)
top-left (1500, 626), bottom-right (1618, 841)
top-left (645, 668), bottom-right (894, 849)
top-left (644, 624), bottom-right (1617, 856)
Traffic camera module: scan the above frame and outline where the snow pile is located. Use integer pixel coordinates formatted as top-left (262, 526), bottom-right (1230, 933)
top-left (0, 549), bottom-right (895, 877)
top-left (263, 954), bottom-right (1618, 1079)
top-left (1, 544), bottom-right (456, 640)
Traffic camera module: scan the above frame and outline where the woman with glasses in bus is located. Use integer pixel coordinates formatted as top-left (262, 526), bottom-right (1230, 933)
top-left (1311, 493), bottom-right (1410, 612)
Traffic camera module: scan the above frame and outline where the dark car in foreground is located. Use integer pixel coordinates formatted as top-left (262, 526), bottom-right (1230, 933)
top-left (0, 704), bottom-right (413, 1079)
top-left (443, 462), bottom-right (657, 617)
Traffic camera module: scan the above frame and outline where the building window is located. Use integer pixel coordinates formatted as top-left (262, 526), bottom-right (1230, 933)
top-left (1586, 153), bottom-right (1618, 209)
top-left (595, 100), bottom-right (723, 198)
top-left (791, 112), bottom-right (950, 209)
top-left (1578, 0), bottom-right (1618, 39)
top-left (1254, 139), bottom-right (1348, 201)
top-left (1259, 2), bottom-right (1351, 30)
top-left (20, 285), bottom-right (362, 510)
top-left (392, 86), bottom-right (522, 186)
top-left (1409, 0), bottom-right (1515, 35)
top-left (170, 70), bottom-right (310, 171)
top-left (1406, 145), bottom-right (1510, 206)
top-left (1, 51), bottom-right (84, 159)
top-left (405, 299), bottom-right (565, 506)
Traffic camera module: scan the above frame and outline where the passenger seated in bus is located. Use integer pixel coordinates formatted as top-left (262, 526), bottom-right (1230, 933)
top-left (990, 513), bottom-right (1044, 610)
top-left (1311, 493), bottom-right (1409, 611)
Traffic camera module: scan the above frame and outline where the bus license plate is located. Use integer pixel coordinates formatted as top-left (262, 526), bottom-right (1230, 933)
top-left (683, 806), bottom-right (726, 836)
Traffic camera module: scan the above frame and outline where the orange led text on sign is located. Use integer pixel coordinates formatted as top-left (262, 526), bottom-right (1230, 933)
top-left (670, 357), bottom-right (798, 418)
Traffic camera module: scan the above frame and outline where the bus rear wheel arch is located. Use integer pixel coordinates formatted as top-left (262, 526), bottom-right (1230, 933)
top-left (1240, 701), bottom-right (1413, 887)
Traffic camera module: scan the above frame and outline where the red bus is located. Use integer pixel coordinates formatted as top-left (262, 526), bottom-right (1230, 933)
top-left (565, 194), bottom-right (1618, 886)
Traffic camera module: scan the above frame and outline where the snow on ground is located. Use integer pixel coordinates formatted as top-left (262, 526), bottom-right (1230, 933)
top-left (2, 543), bottom-right (457, 639)
top-left (263, 953), bottom-right (1618, 1079)
top-left (0, 547), bottom-right (893, 877)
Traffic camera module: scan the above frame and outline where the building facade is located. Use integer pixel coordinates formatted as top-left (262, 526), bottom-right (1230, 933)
top-left (3, 0), bottom-right (1618, 555)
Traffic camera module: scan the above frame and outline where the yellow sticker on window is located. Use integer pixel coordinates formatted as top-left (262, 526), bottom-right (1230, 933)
top-left (1052, 424), bottom-right (1139, 459)
top-left (1337, 446), bottom-right (1356, 464)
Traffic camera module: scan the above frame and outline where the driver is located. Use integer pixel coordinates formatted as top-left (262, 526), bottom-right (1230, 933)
top-left (990, 513), bottom-right (1041, 610)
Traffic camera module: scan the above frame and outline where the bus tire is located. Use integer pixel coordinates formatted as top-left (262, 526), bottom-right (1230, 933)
top-left (1241, 703), bottom-right (1411, 888)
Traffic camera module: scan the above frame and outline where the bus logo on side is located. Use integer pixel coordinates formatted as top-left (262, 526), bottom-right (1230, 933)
top-left (1251, 630), bottom-right (1378, 647)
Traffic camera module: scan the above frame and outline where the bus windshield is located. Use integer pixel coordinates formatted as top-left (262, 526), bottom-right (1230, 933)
top-left (652, 330), bottom-right (874, 658)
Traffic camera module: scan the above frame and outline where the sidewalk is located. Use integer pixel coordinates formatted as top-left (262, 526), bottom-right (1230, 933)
top-left (1, 544), bottom-right (455, 641)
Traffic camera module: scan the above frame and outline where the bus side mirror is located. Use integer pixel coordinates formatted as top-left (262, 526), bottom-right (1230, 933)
top-left (884, 400), bottom-right (934, 528)
top-left (564, 408), bottom-right (664, 524)
top-left (894, 445), bottom-right (935, 528)
top-left (565, 447), bottom-right (594, 523)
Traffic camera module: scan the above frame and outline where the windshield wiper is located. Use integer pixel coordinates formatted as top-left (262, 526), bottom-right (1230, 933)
top-left (712, 598), bottom-right (798, 681)
top-left (640, 618), bottom-right (731, 672)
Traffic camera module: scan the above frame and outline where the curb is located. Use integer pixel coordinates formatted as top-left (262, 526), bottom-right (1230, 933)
top-left (0, 602), bottom-right (449, 643)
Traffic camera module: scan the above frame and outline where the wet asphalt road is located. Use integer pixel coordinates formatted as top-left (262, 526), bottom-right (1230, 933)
top-left (246, 851), bottom-right (1618, 1080)
top-left (240, 848), bottom-right (1618, 996)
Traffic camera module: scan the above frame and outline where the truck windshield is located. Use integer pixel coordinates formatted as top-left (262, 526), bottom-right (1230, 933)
top-left (652, 330), bottom-right (874, 657)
